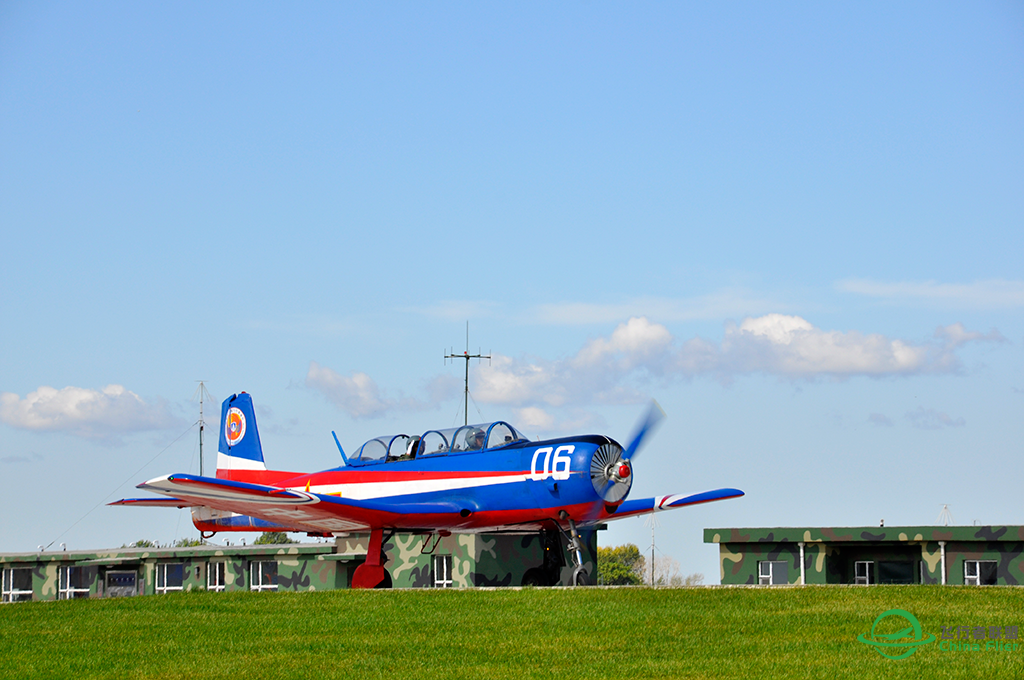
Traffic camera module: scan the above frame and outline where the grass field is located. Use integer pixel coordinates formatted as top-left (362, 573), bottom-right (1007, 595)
top-left (2, 586), bottom-right (1022, 679)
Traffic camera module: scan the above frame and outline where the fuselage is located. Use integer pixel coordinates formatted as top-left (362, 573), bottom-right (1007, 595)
top-left (204, 434), bottom-right (622, 533)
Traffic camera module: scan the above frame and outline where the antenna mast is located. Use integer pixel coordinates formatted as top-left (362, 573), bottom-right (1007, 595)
top-left (191, 381), bottom-right (213, 477)
top-left (644, 511), bottom-right (660, 586)
top-left (444, 322), bottom-right (490, 426)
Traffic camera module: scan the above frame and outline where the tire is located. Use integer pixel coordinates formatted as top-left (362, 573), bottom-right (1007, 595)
top-left (374, 570), bottom-right (393, 589)
top-left (522, 568), bottom-right (547, 587)
top-left (572, 566), bottom-right (590, 587)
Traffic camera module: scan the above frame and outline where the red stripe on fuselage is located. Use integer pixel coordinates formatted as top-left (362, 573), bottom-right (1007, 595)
top-left (216, 469), bottom-right (305, 485)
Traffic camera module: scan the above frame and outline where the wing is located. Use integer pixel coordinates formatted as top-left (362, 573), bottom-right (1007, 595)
top-left (117, 473), bottom-right (473, 534)
top-left (601, 488), bottom-right (744, 522)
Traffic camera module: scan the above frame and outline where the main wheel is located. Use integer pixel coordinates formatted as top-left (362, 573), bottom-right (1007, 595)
top-left (374, 570), bottom-right (393, 589)
top-left (522, 568), bottom-right (548, 587)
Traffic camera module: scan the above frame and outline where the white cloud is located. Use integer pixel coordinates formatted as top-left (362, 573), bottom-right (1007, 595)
top-left (905, 407), bottom-right (966, 430)
top-left (718, 314), bottom-right (930, 377)
top-left (306, 361), bottom-right (461, 419)
top-left (470, 314), bottom-right (997, 408)
top-left (868, 413), bottom-right (894, 427)
top-left (0, 385), bottom-right (181, 442)
top-left (530, 290), bottom-right (788, 325)
top-left (400, 289), bottom-right (789, 327)
top-left (933, 322), bottom-right (1007, 349)
top-left (838, 279), bottom-right (1024, 309)
top-left (305, 362), bottom-right (394, 419)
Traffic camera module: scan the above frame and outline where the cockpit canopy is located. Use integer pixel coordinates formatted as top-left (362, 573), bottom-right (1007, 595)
top-left (350, 421), bottom-right (529, 465)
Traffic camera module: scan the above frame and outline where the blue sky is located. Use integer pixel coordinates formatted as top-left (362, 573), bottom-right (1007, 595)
top-left (1, 3), bottom-right (1021, 581)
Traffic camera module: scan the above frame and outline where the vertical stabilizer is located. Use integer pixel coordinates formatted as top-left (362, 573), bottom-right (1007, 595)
top-left (216, 392), bottom-right (266, 476)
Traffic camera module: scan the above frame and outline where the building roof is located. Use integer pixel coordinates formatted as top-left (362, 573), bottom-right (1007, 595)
top-left (704, 526), bottom-right (1024, 544)
top-left (0, 542), bottom-right (340, 565)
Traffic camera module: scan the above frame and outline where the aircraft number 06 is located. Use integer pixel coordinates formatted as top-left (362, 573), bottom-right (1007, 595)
top-left (530, 445), bottom-right (574, 481)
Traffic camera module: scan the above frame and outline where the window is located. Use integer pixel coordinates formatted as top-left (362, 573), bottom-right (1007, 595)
top-left (965, 560), bottom-right (997, 586)
top-left (250, 561), bottom-right (278, 592)
top-left (758, 561), bottom-right (788, 585)
top-left (58, 566), bottom-right (90, 599)
top-left (105, 571), bottom-right (137, 598)
top-left (156, 563), bottom-right (185, 594)
top-left (2, 568), bottom-right (33, 602)
top-left (878, 561), bottom-right (914, 584)
top-left (207, 562), bottom-right (226, 592)
top-left (433, 555), bottom-right (453, 588)
top-left (854, 561), bottom-right (873, 585)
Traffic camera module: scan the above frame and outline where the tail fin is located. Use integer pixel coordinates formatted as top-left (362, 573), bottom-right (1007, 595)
top-left (216, 392), bottom-right (266, 477)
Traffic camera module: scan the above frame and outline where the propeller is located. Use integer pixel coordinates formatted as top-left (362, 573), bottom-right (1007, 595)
top-left (590, 401), bottom-right (666, 504)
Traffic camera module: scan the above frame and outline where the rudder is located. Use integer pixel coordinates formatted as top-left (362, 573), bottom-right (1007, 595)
top-left (217, 392), bottom-right (266, 477)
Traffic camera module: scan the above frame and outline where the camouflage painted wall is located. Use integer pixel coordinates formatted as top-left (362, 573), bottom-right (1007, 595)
top-left (2, 530), bottom-right (600, 601)
top-left (704, 526), bottom-right (1024, 586)
top-left (337, 529), bottom-right (598, 588)
top-left (1, 544), bottom-right (348, 601)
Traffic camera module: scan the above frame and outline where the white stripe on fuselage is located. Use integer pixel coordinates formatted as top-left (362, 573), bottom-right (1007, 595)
top-left (217, 452), bottom-right (267, 471)
top-left (300, 472), bottom-right (531, 500)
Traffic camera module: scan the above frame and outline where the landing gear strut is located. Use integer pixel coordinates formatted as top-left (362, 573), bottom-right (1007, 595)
top-left (521, 516), bottom-right (591, 587)
top-left (561, 511), bottom-right (590, 586)
top-left (351, 528), bottom-right (393, 589)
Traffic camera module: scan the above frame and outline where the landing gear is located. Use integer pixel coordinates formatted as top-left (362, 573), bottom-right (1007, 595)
top-left (520, 528), bottom-right (565, 586)
top-left (352, 528), bottom-right (393, 589)
top-left (561, 511), bottom-right (591, 587)
top-left (521, 567), bottom-right (549, 587)
top-left (521, 516), bottom-right (592, 587)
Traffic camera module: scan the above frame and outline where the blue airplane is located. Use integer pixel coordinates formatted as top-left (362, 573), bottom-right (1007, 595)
top-left (115, 392), bottom-right (743, 588)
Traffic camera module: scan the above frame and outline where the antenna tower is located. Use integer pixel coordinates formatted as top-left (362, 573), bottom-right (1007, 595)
top-left (937, 504), bottom-right (954, 527)
top-left (444, 322), bottom-right (490, 426)
top-left (643, 511), bottom-right (660, 586)
top-left (191, 381), bottom-right (214, 477)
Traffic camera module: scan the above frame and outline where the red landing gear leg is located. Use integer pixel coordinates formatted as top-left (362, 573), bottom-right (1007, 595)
top-left (351, 528), bottom-right (389, 589)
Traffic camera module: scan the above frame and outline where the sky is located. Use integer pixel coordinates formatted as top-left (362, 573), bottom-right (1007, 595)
top-left (1, 2), bottom-right (1021, 583)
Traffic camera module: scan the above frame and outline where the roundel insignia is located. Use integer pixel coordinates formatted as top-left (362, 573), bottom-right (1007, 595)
top-left (225, 407), bottom-right (246, 447)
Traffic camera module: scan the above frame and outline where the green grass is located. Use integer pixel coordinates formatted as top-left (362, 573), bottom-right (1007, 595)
top-left (2, 586), bottom-right (1022, 679)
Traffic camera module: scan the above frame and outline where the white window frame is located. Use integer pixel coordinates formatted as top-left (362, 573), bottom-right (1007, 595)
top-left (758, 560), bottom-right (788, 585)
top-left (250, 561), bottom-right (278, 592)
top-left (207, 562), bottom-right (226, 592)
top-left (964, 560), bottom-right (997, 586)
top-left (58, 566), bottom-right (90, 599)
top-left (433, 554), bottom-right (453, 588)
top-left (854, 561), bottom-right (873, 585)
top-left (2, 567), bottom-right (33, 603)
top-left (155, 563), bottom-right (185, 594)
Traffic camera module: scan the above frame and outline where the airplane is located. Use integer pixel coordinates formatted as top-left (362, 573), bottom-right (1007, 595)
top-left (113, 392), bottom-right (743, 588)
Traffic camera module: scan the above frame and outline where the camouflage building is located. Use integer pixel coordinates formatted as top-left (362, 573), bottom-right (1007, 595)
top-left (1, 530), bottom-right (597, 601)
top-left (705, 526), bottom-right (1024, 586)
